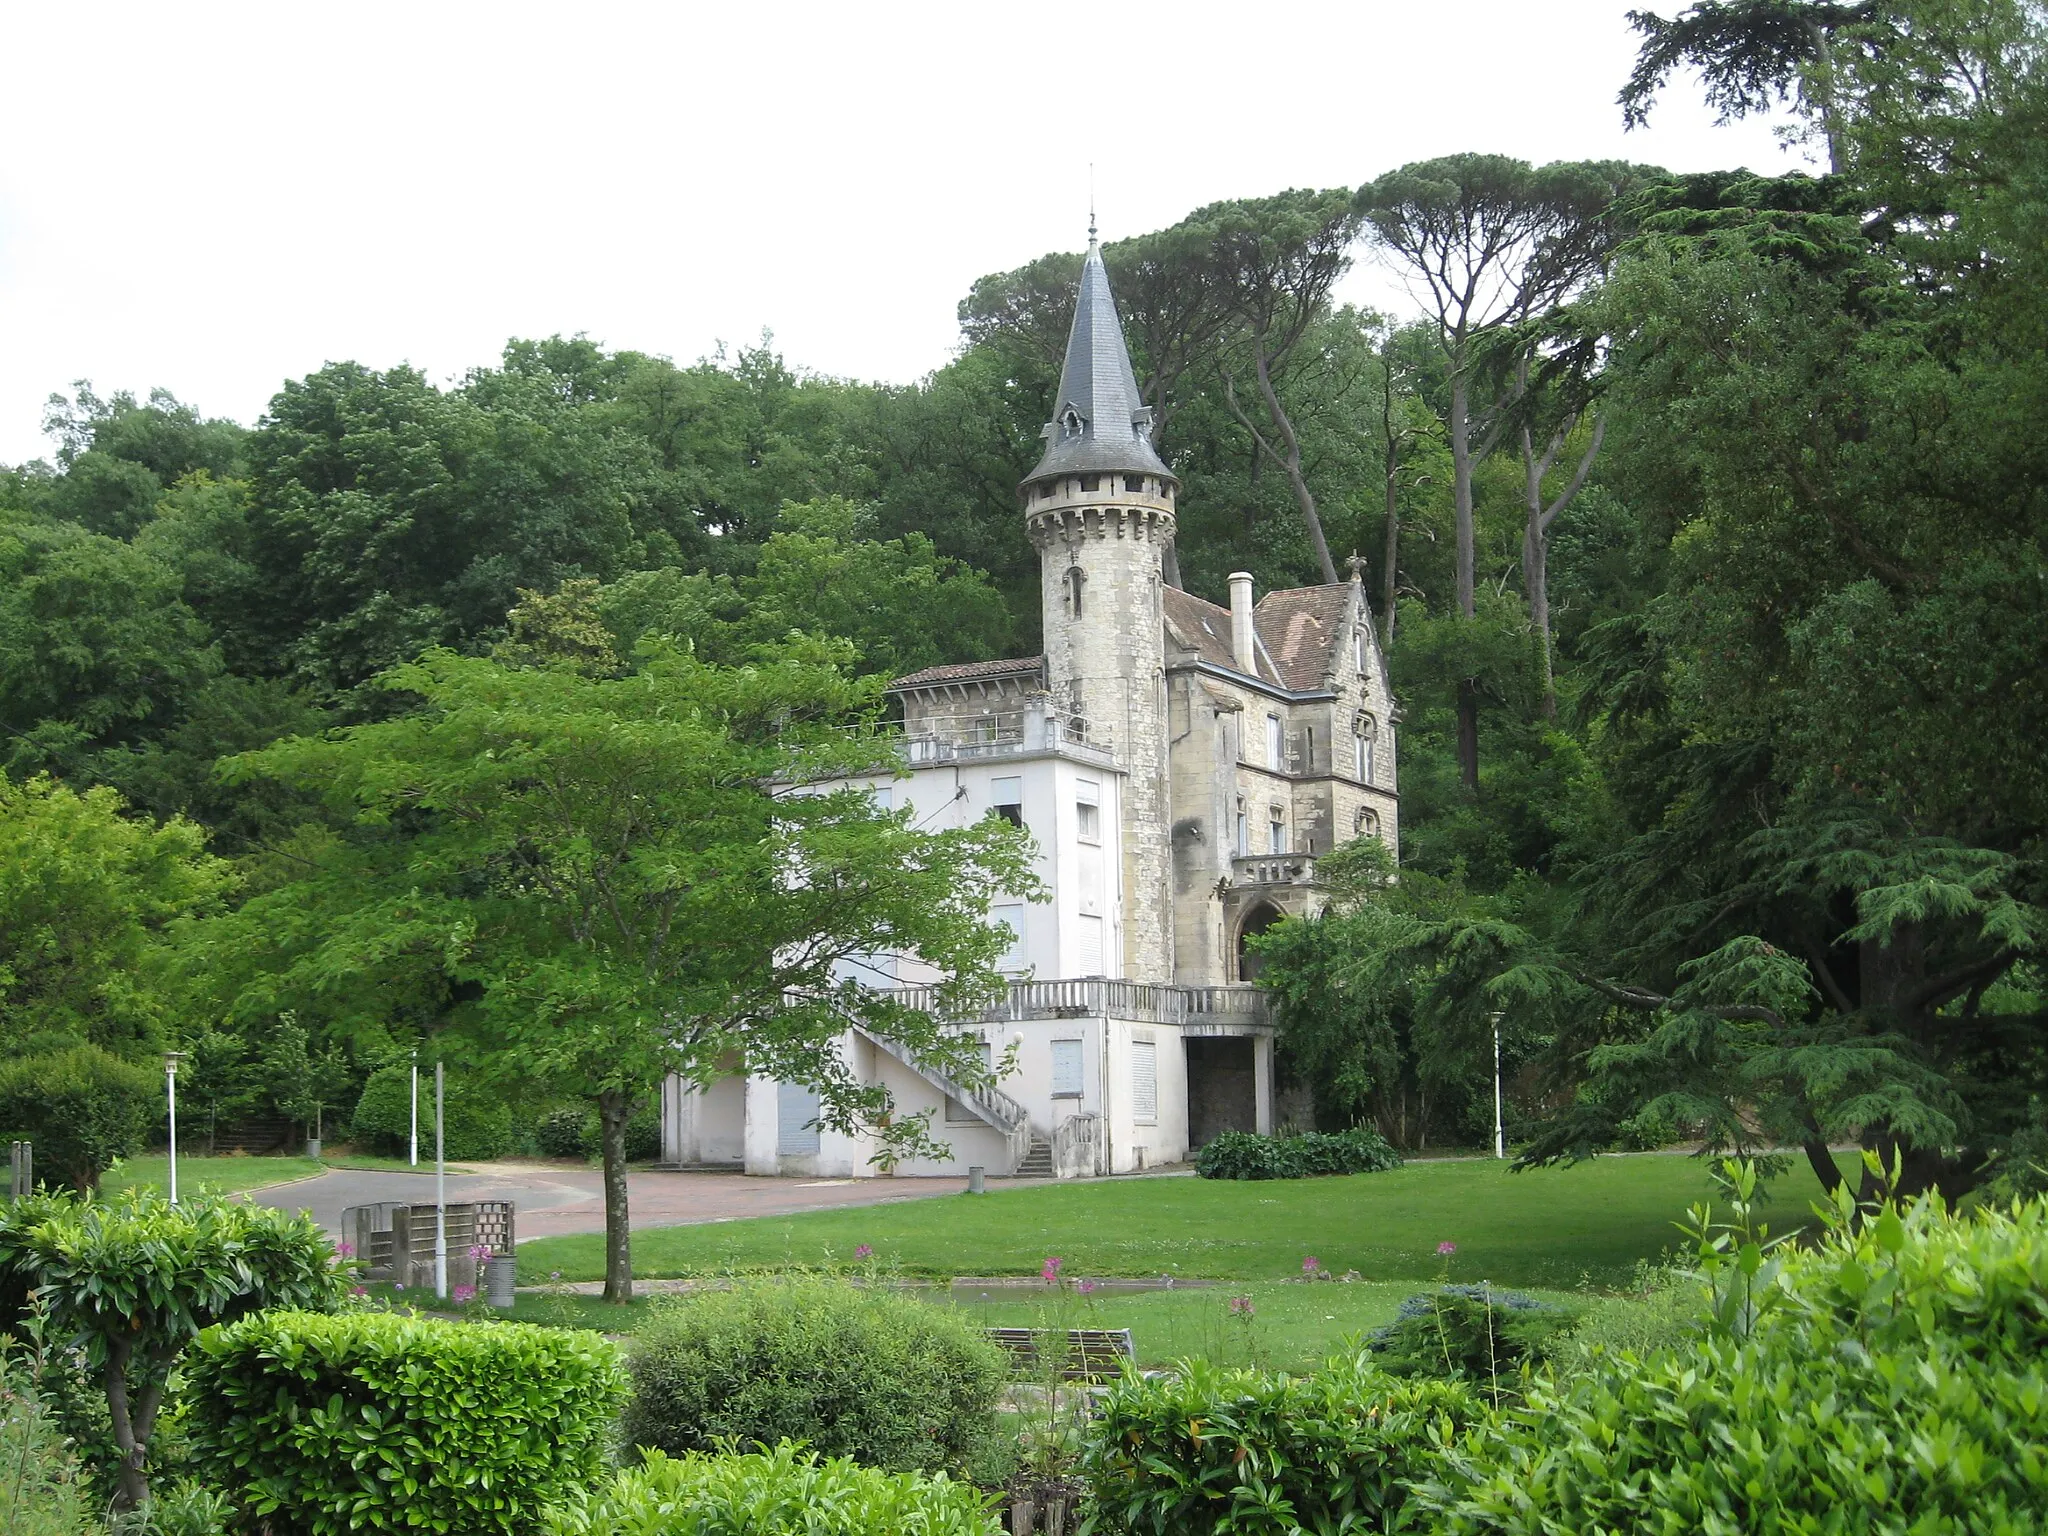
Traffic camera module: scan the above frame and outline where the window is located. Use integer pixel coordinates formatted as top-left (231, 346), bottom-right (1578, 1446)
top-left (947, 1037), bottom-right (995, 1122)
top-left (1076, 780), bottom-right (1100, 843)
top-left (1061, 408), bottom-right (1082, 439)
top-left (991, 776), bottom-right (1023, 828)
top-left (777, 1081), bottom-right (821, 1156)
top-left (1065, 565), bottom-right (1085, 618)
top-left (1052, 1038), bottom-right (1085, 1098)
top-left (1131, 1039), bottom-right (1157, 1123)
top-left (1266, 715), bottom-right (1283, 769)
top-left (1124, 475), bottom-right (1148, 495)
top-left (1235, 798), bottom-right (1249, 857)
top-left (1079, 474), bottom-right (1100, 492)
top-left (1076, 913), bottom-right (1104, 975)
top-left (1355, 627), bottom-right (1367, 674)
top-left (1303, 724), bottom-right (1314, 769)
top-left (1269, 807), bottom-right (1285, 854)
top-left (991, 902), bottom-right (1026, 970)
top-left (1355, 714), bottom-right (1377, 783)
top-left (1357, 807), bottom-right (1381, 837)
top-left (871, 785), bottom-right (893, 811)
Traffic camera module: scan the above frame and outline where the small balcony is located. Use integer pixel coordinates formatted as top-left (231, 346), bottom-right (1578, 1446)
top-left (901, 701), bottom-right (1115, 768)
top-left (1231, 852), bottom-right (1317, 888)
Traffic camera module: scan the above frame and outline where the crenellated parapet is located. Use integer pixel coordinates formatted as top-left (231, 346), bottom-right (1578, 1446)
top-left (1027, 500), bottom-right (1176, 549)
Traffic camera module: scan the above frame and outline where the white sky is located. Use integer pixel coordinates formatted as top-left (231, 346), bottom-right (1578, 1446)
top-left (0, 1), bottom-right (1815, 468)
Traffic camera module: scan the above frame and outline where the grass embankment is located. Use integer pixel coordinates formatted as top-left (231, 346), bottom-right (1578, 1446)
top-left (103, 1151), bottom-right (471, 1198)
top-left (495, 1278), bottom-right (1582, 1374)
top-left (519, 1153), bottom-right (1849, 1291)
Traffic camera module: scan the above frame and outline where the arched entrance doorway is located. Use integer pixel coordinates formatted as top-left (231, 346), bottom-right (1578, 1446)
top-left (1236, 902), bottom-right (1284, 982)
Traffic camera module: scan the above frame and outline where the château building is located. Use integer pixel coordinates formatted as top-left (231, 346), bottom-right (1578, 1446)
top-left (659, 233), bottom-right (1398, 1178)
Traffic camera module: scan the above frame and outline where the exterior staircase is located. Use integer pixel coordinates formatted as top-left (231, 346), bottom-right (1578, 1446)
top-left (1014, 1137), bottom-right (1053, 1178)
top-left (851, 1026), bottom-right (1037, 1174)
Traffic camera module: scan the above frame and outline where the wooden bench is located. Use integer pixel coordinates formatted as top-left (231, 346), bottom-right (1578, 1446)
top-left (986, 1327), bottom-right (1135, 1381)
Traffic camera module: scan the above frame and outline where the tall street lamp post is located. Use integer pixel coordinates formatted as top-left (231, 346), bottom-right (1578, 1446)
top-left (164, 1052), bottom-right (187, 1206)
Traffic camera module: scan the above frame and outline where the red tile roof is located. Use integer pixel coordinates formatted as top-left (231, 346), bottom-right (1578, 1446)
top-left (889, 656), bottom-right (1045, 691)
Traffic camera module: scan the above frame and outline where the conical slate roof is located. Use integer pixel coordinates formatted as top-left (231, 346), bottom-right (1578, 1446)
top-left (1025, 237), bottom-right (1174, 485)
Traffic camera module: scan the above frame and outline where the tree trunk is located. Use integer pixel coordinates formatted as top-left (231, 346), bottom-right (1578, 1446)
top-left (1381, 434), bottom-right (1401, 643)
top-left (1448, 371), bottom-right (1476, 621)
top-left (1456, 683), bottom-right (1480, 793)
top-left (597, 1088), bottom-right (634, 1304)
top-left (1802, 1136), bottom-right (1846, 1201)
top-left (1246, 336), bottom-right (1339, 586)
top-left (103, 1347), bottom-right (166, 1513)
top-left (1520, 413), bottom-right (1604, 722)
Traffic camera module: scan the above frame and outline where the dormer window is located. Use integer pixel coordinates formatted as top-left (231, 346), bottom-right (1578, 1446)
top-left (1061, 407), bottom-right (1083, 439)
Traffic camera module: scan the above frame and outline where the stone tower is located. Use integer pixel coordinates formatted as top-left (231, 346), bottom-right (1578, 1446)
top-left (1022, 234), bottom-right (1177, 983)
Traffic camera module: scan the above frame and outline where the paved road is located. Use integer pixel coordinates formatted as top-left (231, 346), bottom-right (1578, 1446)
top-left (251, 1164), bottom-right (993, 1242)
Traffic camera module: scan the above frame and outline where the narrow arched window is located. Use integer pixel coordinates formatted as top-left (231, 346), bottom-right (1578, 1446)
top-left (1065, 565), bottom-right (1086, 618)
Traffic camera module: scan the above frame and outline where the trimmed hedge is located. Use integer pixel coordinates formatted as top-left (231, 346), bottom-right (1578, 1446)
top-left (547, 1444), bottom-right (999, 1536)
top-left (1080, 1354), bottom-right (1479, 1535)
top-left (184, 1309), bottom-right (626, 1535)
top-left (1419, 1194), bottom-right (2048, 1533)
top-left (622, 1277), bottom-right (1007, 1476)
top-left (1194, 1126), bottom-right (1402, 1180)
top-left (0, 1044), bottom-right (157, 1190)
top-left (350, 1064), bottom-right (514, 1159)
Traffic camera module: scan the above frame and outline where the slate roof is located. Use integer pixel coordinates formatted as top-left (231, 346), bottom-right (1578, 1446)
top-left (1254, 584), bottom-right (1354, 691)
top-left (1163, 587), bottom-right (1259, 676)
top-left (1024, 239), bottom-right (1174, 485)
top-left (889, 656), bottom-right (1045, 692)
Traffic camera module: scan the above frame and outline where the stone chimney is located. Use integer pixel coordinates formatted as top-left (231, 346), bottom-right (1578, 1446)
top-left (1228, 571), bottom-right (1256, 673)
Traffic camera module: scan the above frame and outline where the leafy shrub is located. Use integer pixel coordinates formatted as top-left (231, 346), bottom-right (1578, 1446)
top-left (0, 1190), bottom-right (345, 1512)
top-left (547, 1444), bottom-right (999, 1536)
top-left (626, 1104), bottom-right (661, 1162)
top-left (1080, 1354), bottom-right (1479, 1535)
top-left (1194, 1126), bottom-right (1401, 1180)
top-left (185, 1309), bottom-right (626, 1536)
top-left (1988, 1096), bottom-right (2048, 1200)
top-left (0, 1045), bottom-right (157, 1190)
top-left (1419, 1191), bottom-right (2048, 1533)
top-left (1540, 1264), bottom-right (1703, 1378)
top-left (622, 1277), bottom-right (1006, 1476)
top-left (349, 1064), bottom-right (514, 1159)
top-left (1367, 1285), bottom-right (1577, 1388)
top-left (536, 1106), bottom-right (595, 1159)
top-left (1, 1349), bottom-right (102, 1536)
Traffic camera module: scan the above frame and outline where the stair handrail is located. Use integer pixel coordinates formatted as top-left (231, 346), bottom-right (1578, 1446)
top-left (851, 1026), bottom-right (1030, 1133)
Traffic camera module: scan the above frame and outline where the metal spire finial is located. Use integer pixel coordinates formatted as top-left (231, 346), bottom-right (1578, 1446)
top-left (1088, 163), bottom-right (1097, 244)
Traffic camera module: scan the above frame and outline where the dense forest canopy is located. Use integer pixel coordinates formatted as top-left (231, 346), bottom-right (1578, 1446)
top-left (2, 0), bottom-right (2041, 1202)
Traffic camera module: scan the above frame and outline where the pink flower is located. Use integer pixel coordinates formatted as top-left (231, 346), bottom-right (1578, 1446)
top-left (453, 1284), bottom-right (477, 1304)
top-left (1077, 1279), bottom-right (1097, 1295)
top-left (1437, 1241), bottom-right (1457, 1256)
top-left (351, 1285), bottom-right (368, 1296)
top-left (853, 1244), bottom-right (873, 1260)
top-left (1228, 1295), bottom-right (1255, 1318)
top-left (1041, 1255), bottom-right (1063, 1283)
top-left (335, 1241), bottom-right (355, 1258)
top-left (469, 1244), bottom-right (492, 1262)
top-left (1302, 1255), bottom-right (1321, 1275)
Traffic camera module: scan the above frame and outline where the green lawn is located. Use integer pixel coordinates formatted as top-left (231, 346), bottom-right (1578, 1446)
top-left (519, 1153), bottom-right (1844, 1290)
top-left (101, 1151), bottom-right (471, 1199)
top-left (463, 1279), bottom-right (1579, 1374)
top-left (104, 1153), bottom-right (326, 1198)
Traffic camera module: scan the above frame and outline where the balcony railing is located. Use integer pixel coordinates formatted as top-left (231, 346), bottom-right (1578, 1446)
top-left (871, 978), bottom-right (1273, 1030)
top-left (1231, 853), bottom-right (1317, 888)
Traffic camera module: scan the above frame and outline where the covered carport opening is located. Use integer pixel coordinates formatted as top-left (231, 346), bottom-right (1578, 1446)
top-left (1184, 1035), bottom-right (1257, 1149)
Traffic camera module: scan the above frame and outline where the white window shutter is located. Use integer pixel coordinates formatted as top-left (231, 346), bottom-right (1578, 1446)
top-left (1052, 1039), bottom-right (1084, 1097)
top-left (1131, 1040), bottom-right (1157, 1124)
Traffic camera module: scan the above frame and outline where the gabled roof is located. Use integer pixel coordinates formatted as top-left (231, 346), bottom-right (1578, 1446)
top-left (888, 656), bottom-right (1045, 692)
top-left (1254, 584), bottom-right (1354, 691)
top-left (1163, 587), bottom-right (1261, 678)
top-left (1024, 238), bottom-right (1173, 485)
